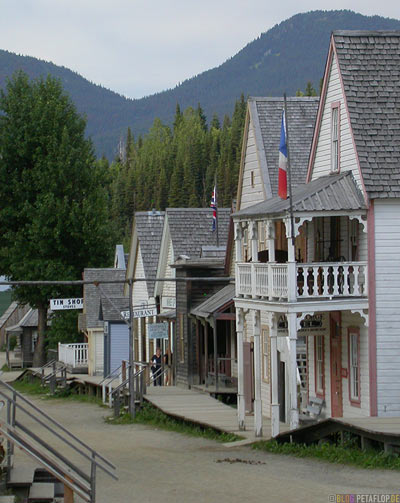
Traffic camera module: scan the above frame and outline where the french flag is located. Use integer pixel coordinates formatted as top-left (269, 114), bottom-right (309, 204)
top-left (278, 110), bottom-right (288, 200)
top-left (210, 186), bottom-right (217, 231)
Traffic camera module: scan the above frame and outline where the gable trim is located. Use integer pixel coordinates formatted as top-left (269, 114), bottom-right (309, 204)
top-left (306, 38), bottom-right (334, 182)
top-left (236, 107), bottom-right (251, 209)
top-left (249, 100), bottom-right (272, 200)
top-left (331, 38), bottom-right (369, 205)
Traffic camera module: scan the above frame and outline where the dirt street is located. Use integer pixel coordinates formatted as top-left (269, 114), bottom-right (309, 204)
top-left (4, 395), bottom-right (400, 503)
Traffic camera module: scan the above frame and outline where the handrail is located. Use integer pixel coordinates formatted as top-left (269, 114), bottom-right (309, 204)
top-left (0, 424), bottom-right (91, 502)
top-left (112, 367), bottom-right (146, 396)
top-left (0, 380), bottom-right (116, 475)
top-left (148, 366), bottom-right (168, 384)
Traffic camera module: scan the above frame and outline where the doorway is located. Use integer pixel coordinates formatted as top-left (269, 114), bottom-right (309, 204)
top-left (243, 341), bottom-right (254, 412)
top-left (330, 312), bottom-right (343, 417)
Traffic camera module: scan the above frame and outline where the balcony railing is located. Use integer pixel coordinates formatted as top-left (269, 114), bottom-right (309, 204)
top-left (236, 262), bottom-right (368, 301)
top-left (58, 342), bottom-right (88, 368)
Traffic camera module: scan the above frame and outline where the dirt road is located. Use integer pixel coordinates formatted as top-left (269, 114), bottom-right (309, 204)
top-left (5, 395), bottom-right (400, 503)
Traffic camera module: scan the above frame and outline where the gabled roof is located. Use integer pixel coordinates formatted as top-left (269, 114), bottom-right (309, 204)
top-left (83, 268), bottom-right (126, 329)
top-left (333, 31), bottom-right (400, 199)
top-left (234, 171), bottom-right (366, 219)
top-left (166, 208), bottom-right (231, 259)
top-left (131, 211), bottom-right (165, 298)
top-left (99, 297), bottom-right (129, 322)
top-left (240, 97), bottom-right (319, 202)
top-left (190, 283), bottom-right (235, 319)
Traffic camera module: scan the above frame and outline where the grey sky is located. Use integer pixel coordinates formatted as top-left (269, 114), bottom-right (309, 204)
top-left (0, 0), bottom-right (399, 99)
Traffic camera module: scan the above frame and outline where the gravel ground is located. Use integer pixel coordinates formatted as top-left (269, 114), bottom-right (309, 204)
top-left (3, 393), bottom-right (399, 503)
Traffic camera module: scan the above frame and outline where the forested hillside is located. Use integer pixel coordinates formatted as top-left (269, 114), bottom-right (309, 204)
top-left (109, 97), bottom-right (247, 243)
top-left (1, 10), bottom-right (399, 158)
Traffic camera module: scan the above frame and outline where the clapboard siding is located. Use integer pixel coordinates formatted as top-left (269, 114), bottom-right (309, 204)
top-left (162, 239), bottom-right (176, 301)
top-left (311, 53), bottom-right (361, 190)
top-left (374, 199), bottom-right (400, 416)
top-left (132, 247), bottom-right (149, 306)
top-left (239, 122), bottom-right (265, 210)
top-left (94, 332), bottom-right (104, 375)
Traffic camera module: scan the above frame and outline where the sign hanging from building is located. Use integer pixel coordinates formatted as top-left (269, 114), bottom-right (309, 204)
top-left (148, 323), bottom-right (169, 339)
top-left (50, 298), bottom-right (83, 310)
top-left (120, 306), bottom-right (158, 320)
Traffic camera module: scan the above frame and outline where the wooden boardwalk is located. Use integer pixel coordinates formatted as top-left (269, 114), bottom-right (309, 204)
top-left (145, 386), bottom-right (283, 440)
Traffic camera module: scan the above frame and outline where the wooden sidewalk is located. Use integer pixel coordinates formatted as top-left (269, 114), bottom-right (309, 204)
top-left (145, 386), bottom-right (283, 440)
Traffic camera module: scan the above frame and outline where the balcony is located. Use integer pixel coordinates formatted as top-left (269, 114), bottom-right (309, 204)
top-left (236, 262), bottom-right (368, 301)
top-left (58, 342), bottom-right (88, 370)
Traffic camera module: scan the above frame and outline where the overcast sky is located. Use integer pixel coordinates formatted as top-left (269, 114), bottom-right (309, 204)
top-left (0, 0), bottom-right (399, 99)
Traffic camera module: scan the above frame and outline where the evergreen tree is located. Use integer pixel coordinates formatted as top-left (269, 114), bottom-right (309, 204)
top-left (0, 72), bottom-right (114, 365)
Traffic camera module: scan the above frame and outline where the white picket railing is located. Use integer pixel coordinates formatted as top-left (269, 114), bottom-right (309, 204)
top-left (236, 262), bottom-right (368, 301)
top-left (58, 343), bottom-right (88, 368)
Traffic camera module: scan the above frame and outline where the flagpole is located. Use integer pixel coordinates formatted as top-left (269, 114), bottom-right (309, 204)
top-left (283, 93), bottom-right (295, 246)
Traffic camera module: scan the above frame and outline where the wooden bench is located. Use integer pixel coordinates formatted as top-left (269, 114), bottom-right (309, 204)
top-left (300, 396), bottom-right (325, 424)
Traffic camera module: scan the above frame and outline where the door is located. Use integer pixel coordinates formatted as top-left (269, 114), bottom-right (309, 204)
top-left (330, 313), bottom-right (343, 417)
top-left (278, 352), bottom-right (286, 423)
top-left (109, 323), bottom-right (130, 374)
top-left (243, 341), bottom-right (254, 412)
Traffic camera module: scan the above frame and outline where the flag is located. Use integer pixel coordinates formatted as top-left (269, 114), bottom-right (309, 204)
top-left (210, 186), bottom-right (217, 232)
top-left (278, 109), bottom-right (288, 199)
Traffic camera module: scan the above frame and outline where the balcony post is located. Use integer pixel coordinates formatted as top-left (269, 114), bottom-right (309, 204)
top-left (267, 221), bottom-right (275, 300)
top-left (270, 314), bottom-right (280, 437)
top-left (288, 312), bottom-right (299, 430)
top-left (236, 308), bottom-right (245, 430)
top-left (234, 221), bottom-right (243, 297)
top-left (285, 218), bottom-right (297, 302)
top-left (253, 309), bottom-right (262, 437)
top-left (250, 221), bottom-right (259, 299)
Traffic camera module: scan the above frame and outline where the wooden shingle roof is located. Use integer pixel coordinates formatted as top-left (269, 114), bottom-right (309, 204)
top-left (333, 30), bottom-right (400, 199)
top-left (249, 97), bottom-right (319, 198)
top-left (166, 208), bottom-right (231, 259)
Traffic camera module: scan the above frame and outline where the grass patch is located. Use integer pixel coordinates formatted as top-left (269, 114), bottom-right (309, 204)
top-left (106, 401), bottom-right (242, 443)
top-left (1, 363), bottom-right (11, 372)
top-left (12, 376), bottom-right (104, 406)
top-left (252, 438), bottom-right (400, 470)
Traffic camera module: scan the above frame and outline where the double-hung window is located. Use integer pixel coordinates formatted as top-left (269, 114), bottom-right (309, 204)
top-left (315, 335), bottom-right (324, 397)
top-left (331, 103), bottom-right (340, 173)
top-left (348, 328), bottom-right (360, 405)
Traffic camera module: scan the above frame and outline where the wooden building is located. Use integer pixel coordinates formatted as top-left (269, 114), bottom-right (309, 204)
top-left (233, 30), bottom-right (400, 437)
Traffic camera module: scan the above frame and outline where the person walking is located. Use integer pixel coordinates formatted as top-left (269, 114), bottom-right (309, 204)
top-left (151, 347), bottom-right (162, 386)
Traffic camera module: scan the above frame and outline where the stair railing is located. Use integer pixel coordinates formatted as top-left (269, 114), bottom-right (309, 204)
top-left (0, 379), bottom-right (117, 503)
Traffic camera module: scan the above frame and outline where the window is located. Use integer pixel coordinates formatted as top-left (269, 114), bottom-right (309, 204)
top-left (262, 327), bottom-right (270, 382)
top-left (331, 103), bottom-right (340, 173)
top-left (348, 328), bottom-right (360, 405)
top-left (258, 222), bottom-right (266, 252)
top-left (251, 170), bottom-right (255, 188)
top-left (315, 335), bottom-right (324, 397)
top-left (242, 228), bottom-right (248, 261)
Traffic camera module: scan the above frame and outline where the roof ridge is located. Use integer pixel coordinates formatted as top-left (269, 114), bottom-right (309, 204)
top-left (333, 30), bottom-right (400, 36)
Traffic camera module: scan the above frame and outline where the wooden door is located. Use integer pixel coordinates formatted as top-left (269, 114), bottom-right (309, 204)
top-left (243, 341), bottom-right (254, 412)
top-left (330, 313), bottom-right (343, 417)
top-left (278, 352), bottom-right (286, 423)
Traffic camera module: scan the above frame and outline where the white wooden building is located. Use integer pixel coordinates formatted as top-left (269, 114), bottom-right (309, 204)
top-left (231, 96), bottom-right (319, 434)
top-left (125, 211), bottom-right (165, 363)
top-left (233, 30), bottom-right (400, 437)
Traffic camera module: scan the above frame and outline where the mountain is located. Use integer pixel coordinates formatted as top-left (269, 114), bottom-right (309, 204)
top-left (1, 10), bottom-right (400, 159)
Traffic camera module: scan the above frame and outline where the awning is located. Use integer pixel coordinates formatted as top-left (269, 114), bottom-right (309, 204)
top-left (233, 171), bottom-right (366, 220)
top-left (190, 283), bottom-right (235, 320)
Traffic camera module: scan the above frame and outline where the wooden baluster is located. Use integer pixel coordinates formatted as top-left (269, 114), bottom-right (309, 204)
top-left (343, 265), bottom-right (350, 295)
top-left (353, 265), bottom-right (360, 296)
top-left (323, 266), bottom-right (329, 296)
top-left (313, 266), bottom-right (320, 297)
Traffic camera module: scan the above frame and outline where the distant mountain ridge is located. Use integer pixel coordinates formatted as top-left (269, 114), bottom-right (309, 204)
top-left (1, 10), bottom-right (400, 159)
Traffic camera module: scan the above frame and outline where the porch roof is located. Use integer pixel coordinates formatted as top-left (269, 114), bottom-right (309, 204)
top-left (190, 283), bottom-right (235, 319)
top-left (233, 171), bottom-right (366, 220)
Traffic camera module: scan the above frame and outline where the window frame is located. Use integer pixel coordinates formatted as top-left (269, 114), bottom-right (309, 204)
top-left (331, 102), bottom-right (341, 173)
top-left (348, 327), bottom-right (361, 407)
top-left (314, 334), bottom-right (325, 398)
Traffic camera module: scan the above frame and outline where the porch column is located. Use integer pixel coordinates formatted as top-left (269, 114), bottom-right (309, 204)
top-left (285, 218), bottom-right (297, 302)
top-left (288, 312), bottom-right (299, 430)
top-left (236, 308), bottom-right (245, 430)
top-left (270, 314), bottom-right (280, 437)
top-left (267, 221), bottom-right (276, 301)
top-left (249, 221), bottom-right (259, 263)
top-left (253, 309), bottom-right (262, 437)
top-left (234, 221), bottom-right (243, 262)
